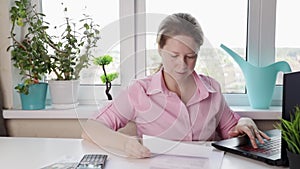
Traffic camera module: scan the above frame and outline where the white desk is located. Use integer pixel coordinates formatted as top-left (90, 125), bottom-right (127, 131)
top-left (0, 137), bottom-right (287, 169)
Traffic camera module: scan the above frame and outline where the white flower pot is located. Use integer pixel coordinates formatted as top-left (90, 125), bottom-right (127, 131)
top-left (48, 80), bottom-right (80, 109)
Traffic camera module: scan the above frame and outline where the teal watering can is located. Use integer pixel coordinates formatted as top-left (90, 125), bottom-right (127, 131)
top-left (220, 44), bottom-right (291, 109)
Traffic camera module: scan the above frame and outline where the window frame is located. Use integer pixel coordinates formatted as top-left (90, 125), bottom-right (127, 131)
top-left (38, 0), bottom-right (137, 104)
top-left (81, 0), bottom-right (137, 104)
top-left (135, 0), bottom-right (281, 106)
top-left (229, 0), bottom-right (281, 106)
top-left (22, 0), bottom-right (281, 107)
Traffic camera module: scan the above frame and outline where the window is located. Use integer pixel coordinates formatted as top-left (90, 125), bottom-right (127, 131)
top-left (275, 0), bottom-right (300, 73)
top-left (140, 0), bottom-right (283, 106)
top-left (42, 0), bottom-right (120, 85)
top-left (144, 0), bottom-right (247, 94)
top-left (8, 0), bottom-right (289, 107)
top-left (40, 0), bottom-right (136, 103)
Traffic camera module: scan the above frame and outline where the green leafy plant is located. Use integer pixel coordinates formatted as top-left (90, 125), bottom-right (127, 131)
top-left (48, 5), bottom-right (100, 80)
top-left (94, 55), bottom-right (119, 100)
top-left (7, 0), bottom-right (51, 94)
top-left (275, 105), bottom-right (300, 154)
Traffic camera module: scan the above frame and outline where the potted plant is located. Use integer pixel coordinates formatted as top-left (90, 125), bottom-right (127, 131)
top-left (93, 55), bottom-right (119, 100)
top-left (7, 0), bottom-right (51, 110)
top-left (46, 6), bottom-right (100, 109)
top-left (275, 105), bottom-right (300, 169)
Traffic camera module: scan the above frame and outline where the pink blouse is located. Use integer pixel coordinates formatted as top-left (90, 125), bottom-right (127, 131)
top-left (91, 70), bottom-right (240, 141)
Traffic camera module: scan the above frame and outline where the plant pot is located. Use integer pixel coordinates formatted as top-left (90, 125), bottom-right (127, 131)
top-left (48, 80), bottom-right (80, 109)
top-left (20, 82), bottom-right (48, 110)
top-left (286, 149), bottom-right (300, 169)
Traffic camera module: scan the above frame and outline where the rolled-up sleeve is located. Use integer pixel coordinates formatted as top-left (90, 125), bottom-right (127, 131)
top-left (90, 85), bottom-right (136, 131)
top-left (217, 102), bottom-right (240, 139)
top-left (204, 76), bottom-right (241, 140)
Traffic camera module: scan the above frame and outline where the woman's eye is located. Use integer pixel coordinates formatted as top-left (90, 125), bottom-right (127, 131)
top-left (171, 55), bottom-right (179, 58)
top-left (187, 55), bottom-right (197, 59)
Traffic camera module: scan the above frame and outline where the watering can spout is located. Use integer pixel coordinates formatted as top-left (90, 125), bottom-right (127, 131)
top-left (220, 44), bottom-right (247, 69)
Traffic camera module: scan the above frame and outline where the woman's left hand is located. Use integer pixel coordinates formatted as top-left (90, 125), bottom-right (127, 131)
top-left (228, 117), bottom-right (271, 148)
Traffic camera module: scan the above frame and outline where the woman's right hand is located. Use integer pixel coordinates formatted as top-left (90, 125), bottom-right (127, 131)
top-left (124, 137), bottom-right (151, 158)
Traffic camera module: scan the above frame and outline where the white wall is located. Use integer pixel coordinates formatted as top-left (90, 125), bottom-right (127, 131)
top-left (0, 0), bottom-right (13, 109)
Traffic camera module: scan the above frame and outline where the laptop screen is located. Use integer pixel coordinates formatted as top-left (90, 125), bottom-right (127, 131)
top-left (281, 71), bottom-right (300, 163)
top-left (282, 71), bottom-right (300, 121)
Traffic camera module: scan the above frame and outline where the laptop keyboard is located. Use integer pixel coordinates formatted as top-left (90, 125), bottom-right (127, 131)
top-left (239, 136), bottom-right (281, 156)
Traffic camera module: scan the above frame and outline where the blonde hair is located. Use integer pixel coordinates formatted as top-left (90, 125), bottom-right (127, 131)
top-left (157, 13), bottom-right (204, 51)
top-left (154, 13), bottom-right (204, 73)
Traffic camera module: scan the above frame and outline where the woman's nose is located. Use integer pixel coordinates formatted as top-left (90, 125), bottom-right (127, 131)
top-left (177, 55), bottom-right (187, 65)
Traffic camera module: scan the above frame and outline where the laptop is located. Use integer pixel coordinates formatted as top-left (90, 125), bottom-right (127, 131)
top-left (212, 71), bottom-right (300, 166)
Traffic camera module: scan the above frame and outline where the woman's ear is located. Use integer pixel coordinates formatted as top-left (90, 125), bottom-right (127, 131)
top-left (158, 47), bottom-right (162, 56)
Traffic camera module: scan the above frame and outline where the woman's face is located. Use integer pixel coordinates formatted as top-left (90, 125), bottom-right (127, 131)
top-left (159, 35), bottom-right (198, 81)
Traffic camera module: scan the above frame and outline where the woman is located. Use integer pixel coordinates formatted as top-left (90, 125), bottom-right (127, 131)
top-left (82, 13), bottom-right (270, 158)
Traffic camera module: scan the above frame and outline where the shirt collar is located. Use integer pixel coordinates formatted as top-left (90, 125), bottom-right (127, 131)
top-left (146, 69), bottom-right (217, 98)
top-left (193, 71), bottom-right (217, 93)
top-left (190, 71), bottom-right (217, 104)
top-left (146, 68), bottom-right (167, 95)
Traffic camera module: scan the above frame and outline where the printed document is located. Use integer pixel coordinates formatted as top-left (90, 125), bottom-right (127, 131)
top-left (143, 135), bottom-right (224, 169)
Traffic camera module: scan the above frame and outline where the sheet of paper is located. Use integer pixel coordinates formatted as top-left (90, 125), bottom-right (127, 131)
top-left (143, 135), bottom-right (224, 169)
top-left (149, 154), bottom-right (210, 169)
top-left (143, 135), bottom-right (214, 158)
top-left (40, 155), bottom-right (79, 169)
top-left (40, 162), bottom-right (77, 169)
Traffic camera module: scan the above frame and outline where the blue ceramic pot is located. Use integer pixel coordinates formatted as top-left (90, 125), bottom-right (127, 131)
top-left (20, 82), bottom-right (48, 110)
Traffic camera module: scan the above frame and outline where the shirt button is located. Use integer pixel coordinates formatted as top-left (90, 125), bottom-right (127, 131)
top-left (188, 133), bottom-right (193, 140)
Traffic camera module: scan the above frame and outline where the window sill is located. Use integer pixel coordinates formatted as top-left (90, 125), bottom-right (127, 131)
top-left (230, 106), bottom-right (281, 120)
top-left (3, 105), bottom-right (99, 119)
top-left (3, 105), bottom-right (282, 120)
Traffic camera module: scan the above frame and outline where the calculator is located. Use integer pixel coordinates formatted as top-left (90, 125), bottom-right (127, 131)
top-left (76, 154), bottom-right (108, 169)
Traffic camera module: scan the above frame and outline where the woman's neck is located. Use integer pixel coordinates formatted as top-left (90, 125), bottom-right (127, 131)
top-left (162, 71), bottom-right (196, 104)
